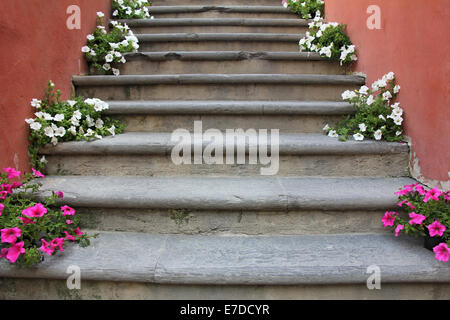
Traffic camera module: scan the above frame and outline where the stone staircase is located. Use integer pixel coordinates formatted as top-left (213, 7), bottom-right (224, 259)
top-left (1, 0), bottom-right (449, 299)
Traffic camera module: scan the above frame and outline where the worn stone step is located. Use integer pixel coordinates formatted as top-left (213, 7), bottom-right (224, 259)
top-left (149, 6), bottom-right (297, 19)
top-left (118, 18), bottom-right (308, 34)
top-left (74, 74), bottom-right (365, 101)
top-left (1, 232), bottom-right (448, 299)
top-left (152, 0), bottom-right (284, 6)
top-left (136, 33), bottom-right (302, 51)
top-left (118, 52), bottom-right (345, 75)
top-left (41, 133), bottom-right (409, 177)
top-left (104, 100), bottom-right (353, 133)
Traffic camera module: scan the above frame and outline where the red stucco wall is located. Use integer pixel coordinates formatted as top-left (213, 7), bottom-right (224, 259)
top-left (0, 0), bottom-right (111, 172)
top-left (325, 0), bottom-right (449, 184)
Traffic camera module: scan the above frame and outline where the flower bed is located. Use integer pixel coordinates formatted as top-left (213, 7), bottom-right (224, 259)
top-left (323, 72), bottom-right (404, 142)
top-left (383, 184), bottom-right (449, 262)
top-left (282, 0), bottom-right (324, 19)
top-left (112, 0), bottom-right (153, 19)
top-left (0, 168), bottom-right (94, 266)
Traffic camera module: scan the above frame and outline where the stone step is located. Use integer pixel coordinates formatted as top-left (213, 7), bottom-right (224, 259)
top-left (1, 232), bottom-right (448, 299)
top-left (105, 100), bottom-right (353, 133)
top-left (41, 133), bottom-right (409, 177)
top-left (135, 33), bottom-right (302, 51)
top-left (149, 5), bottom-right (297, 19)
top-left (152, 0), bottom-right (284, 6)
top-left (74, 74), bottom-right (365, 101)
top-left (118, 51), bottom-right (344, 75)
top-left (118, 18), bottom-right (308, 34)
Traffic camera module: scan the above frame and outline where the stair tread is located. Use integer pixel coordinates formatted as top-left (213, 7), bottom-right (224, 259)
top-left (118, 17), bottom-right (308, 26)
top-left (1, 232), bottom-right (448, 284)
top-left (151, 5), bottom-right (294, 13)
top-left (136, 33), bottom-right (303, 41)
top-left (36, 176), bottom-right (414, 210)
top-left (40, 132), bottom-right (408, 155)
top-left (73, 74), bottom-right (366, 86)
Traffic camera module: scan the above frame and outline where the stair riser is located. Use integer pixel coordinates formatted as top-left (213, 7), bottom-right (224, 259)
top-left (118, 59), bottom-right (344, 75)
top-left (152, 12), bottom-right (296, 19)
top-left (78, 208), bottom-right (390, 236)
top-left (151, 0), bottom-right (284, 5)
top-left (115, 114), bottom-right (344, 133)
top-left (139, 40), bottom-right (300, 51)
top-left (2, 278), bottom-right (448, 300)
top-left (76, 84), bottom-right (361, 101)
top-left (131, 25), bottom-right (307, 34)
top-left (44, 153), bottom-right (409, 177)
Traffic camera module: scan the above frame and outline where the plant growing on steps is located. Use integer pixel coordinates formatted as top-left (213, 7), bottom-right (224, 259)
top-left (81, 12), bottom-right (139, 76)
top-left (382, 183), bottom-right (449, 262)
top-left (0, 168), bottom-right (94, 267)
top-left (26, 81), bottom-right (125, 170)
top-left (112, 0), bottom-right (153, 19)
top-left (282, 0), bottom-right (324, 19)
top-left (323, 72), bottom-right (404, 142)
top-left (299, 12), bottom-right (357, 66)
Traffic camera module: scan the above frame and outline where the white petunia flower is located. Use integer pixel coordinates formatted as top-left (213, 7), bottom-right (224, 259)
top-left (95, 119), bottom-right (104, 129)
top-left (323, 124), bottom-right (330, 132)
top-left (30, 99), bottom-right (42, 108)
top-left (97, 12), bottom-right (104, 18)
top-left (67, 100), bottom-right (77, 107)
top-left (40, 156), bottom-right (47, 164)
top-left (108, 125), bottom-right (116, 136)
top-left (51, 137), bottom-right (58, 146)
top-left (87, 34), bottom-right (95, 41)
top-left (30, 122), bottom-right (42, 131)
top-left (105, 54), bottom-right (114, 63)
top-left (366, 95), bottom-right (375, 106)
top-left (393, 85), bottom-right (401, 94)
top-left (68, 126), bottom-right (77, 136)
top-left (86, 115), bottom-right (95, 127)
top-left (54, 127), bottom-right (66, 137)
top-left (103, 63), bottom-right (111, 71)
top-left (374, 129), bottom-right (383, 141)
top-left (382, 91), bottom-right (392, 101)
top-left (353, 133), bottom-right (364, 141)
top-left (342, 90), bottom-right (357, 100)
top-left (81, 46), bottom-right (90, 53)
top-left (43, 113), bottom-right (53, 121)
top-left (112, 68), bottom-right (120, 76)
top-left (378, 115), bottom-right (386, 121)
top-left (396, 131), bottom-right (403, 136)
top-left (359, 86), bottom-right (369, 95)
top-left (328, 130), bottom-right (338, 138)
top-left (358, 123), bottom-right (367, 132)
top-left (53, 114), bottom-right (64, 122)
top-left (44, 126), bottom-right (55, 138)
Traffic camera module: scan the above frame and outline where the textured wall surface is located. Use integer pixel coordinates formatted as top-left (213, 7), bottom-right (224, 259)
top-left (325, 0), bottom-right (450, 186)
top-left (0, 0), bottom-right (111, 171)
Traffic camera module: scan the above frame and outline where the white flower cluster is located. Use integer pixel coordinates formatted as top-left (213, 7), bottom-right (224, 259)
top-left (112, 0), bottom-right (153, 19)
top-left (81, 15), bottom-right (139, 76)
top-left (282, 0), bottom-right (324, 19)
top-left (25, 96), bottom-right (115, 146)
top-left (299, 12), bottom-right (357, 65)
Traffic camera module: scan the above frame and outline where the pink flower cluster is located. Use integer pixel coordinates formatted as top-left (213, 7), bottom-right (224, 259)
top-left (0, 228), bottom-right (25, 263)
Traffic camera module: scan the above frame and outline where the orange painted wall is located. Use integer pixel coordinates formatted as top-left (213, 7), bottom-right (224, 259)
top-left (0, 0), bottom-right (111, 172)
top-left (325, 0), bottom-right (450, 184)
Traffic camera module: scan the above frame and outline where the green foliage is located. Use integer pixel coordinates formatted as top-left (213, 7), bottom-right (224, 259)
top-left (112, 0), bottom-right (152, 19)
top-left (285, 0), bottom-right (324, 19)
top-left (324, 72), bottom-right (404, 142)
top-left (26, 81), bottom-right (125, 170)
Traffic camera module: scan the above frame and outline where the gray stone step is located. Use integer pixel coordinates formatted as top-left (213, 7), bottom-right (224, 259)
top-left (36, 176), bottom-right (414, 211)
top-left (152, 0), bottom-right (284, 6)
top-left (1, 232), bottom-right (448, 299)
top-left (118, 51), bottom-right (345, 75)
top-left (150, 5), bottom-right (297, 19)
top-left (74, 74), bottom-right (365, 101)
top-left (41, 133), bottom-right (409, 177)
top-left (135, 33), bottom-right (302, 51)
top-left (119, 18), bottom-right (308, 34)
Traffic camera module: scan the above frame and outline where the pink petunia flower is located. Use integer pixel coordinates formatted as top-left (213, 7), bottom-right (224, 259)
top-left (39, 239), bottom-right (55, 256)
top-left (22, 203), bottom-right (47, 218)
top-left (0, 203), bottom-right (4, 216)
top-left (50, 238), bottom-right (65, 252)
top-left (424, 187), bottom-right (442, 203)
top-left (397, 199), bottom-right (407, 207)
top-left (427, 220), bottom-right (446, 237)
top-left (395, 224), bottom-right (404, 237)
top-left (0, 248), bottom-right (8, 258)
top-left (415, 185), bottom-right (426, 195)
top-left (395, 185), bottom-right (413, 196)
top-left (408, 212), bottom-right (426, 225)
top-left (74, 227), bottom-right (84, 236)
top-left (0, 191), bottom-right (7, 200)
top-left (64, 231), bottom-right (76, 241)
top-left (3, 167), bottom-right (21, 179)
top-left (382, 211), bottom-right (397, 227)
top-left (56, 191), bottom-right (64, 199)
top-left (1, 227), bottom-right (22, 244)
top-left (31, 168), bottom-right (45, 178)
top-left (433, 243), bottom-right (450, 262)
top-left (66, 220), bottom-right (73, 225)
top-left (5, 241), bottom-right (26, 263)
top-left (61, 205), bottom-right (76, 216)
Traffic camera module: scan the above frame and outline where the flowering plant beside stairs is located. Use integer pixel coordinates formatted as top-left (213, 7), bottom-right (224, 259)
top-left (282, 0), bottom-right (324, 19)
top-left (112, 0), bottom-right (153, 19)
top-left (323, 72), bottom-right (404, 142)
top-left (382, 184), bottom-right (450, 262)
top-left (0, 168), bottom-right (94, 267)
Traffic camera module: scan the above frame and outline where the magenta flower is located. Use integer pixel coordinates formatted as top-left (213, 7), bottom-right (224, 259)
top-left (74, 227), bottom-right (84, 236)
top-left (22, 203), bottom-right (47, 218)
top-left (0, 203), bottom-right (4, 216)
top-left (50, 238), bottom-right (65, 252)
top-left (31, 168), bottom-right (45, 178)
top-left (427, 220), bottom-right (446, 237)
top-left (0, 248), bottom-right (8, 258)
top-left (5, 241), bottom-right (26, 263)
top-left (1, 227), bottom-right (22, 244)
top-left (3, 167), bottom-right (21, 179)
top-left (64, 231), bottom-right (76, 241)
top-left (61, 205), bottom-right (76, 216)
top-left (56, 191), bottom-right (64, 199)
top-left (395, 185), bottom-right (413, 196)
top-left (39, 239), bottom-right (55, 256)
top-left (445, 192), bottom-right (450, 201)
top-left (397, 199), bottom-right (407, 207)
top-left (395, 224), bottom-right (404, 237)
top-left (415, 185), bottom-right (426, 195)
top-left (0, 191), bottom-right (7, 200)
top-left (19, 216), bottom-right (35, 225)
top-left (66, 220), bottom-right (73, 225)
top-left (424, 187), bottom-right (442, 203)
top-left (382, 211), bottom-right (397, 227)
top-left (433, 243), bottom-right (450, 262)
top-left (408, 212), bottom-right (426, 225)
